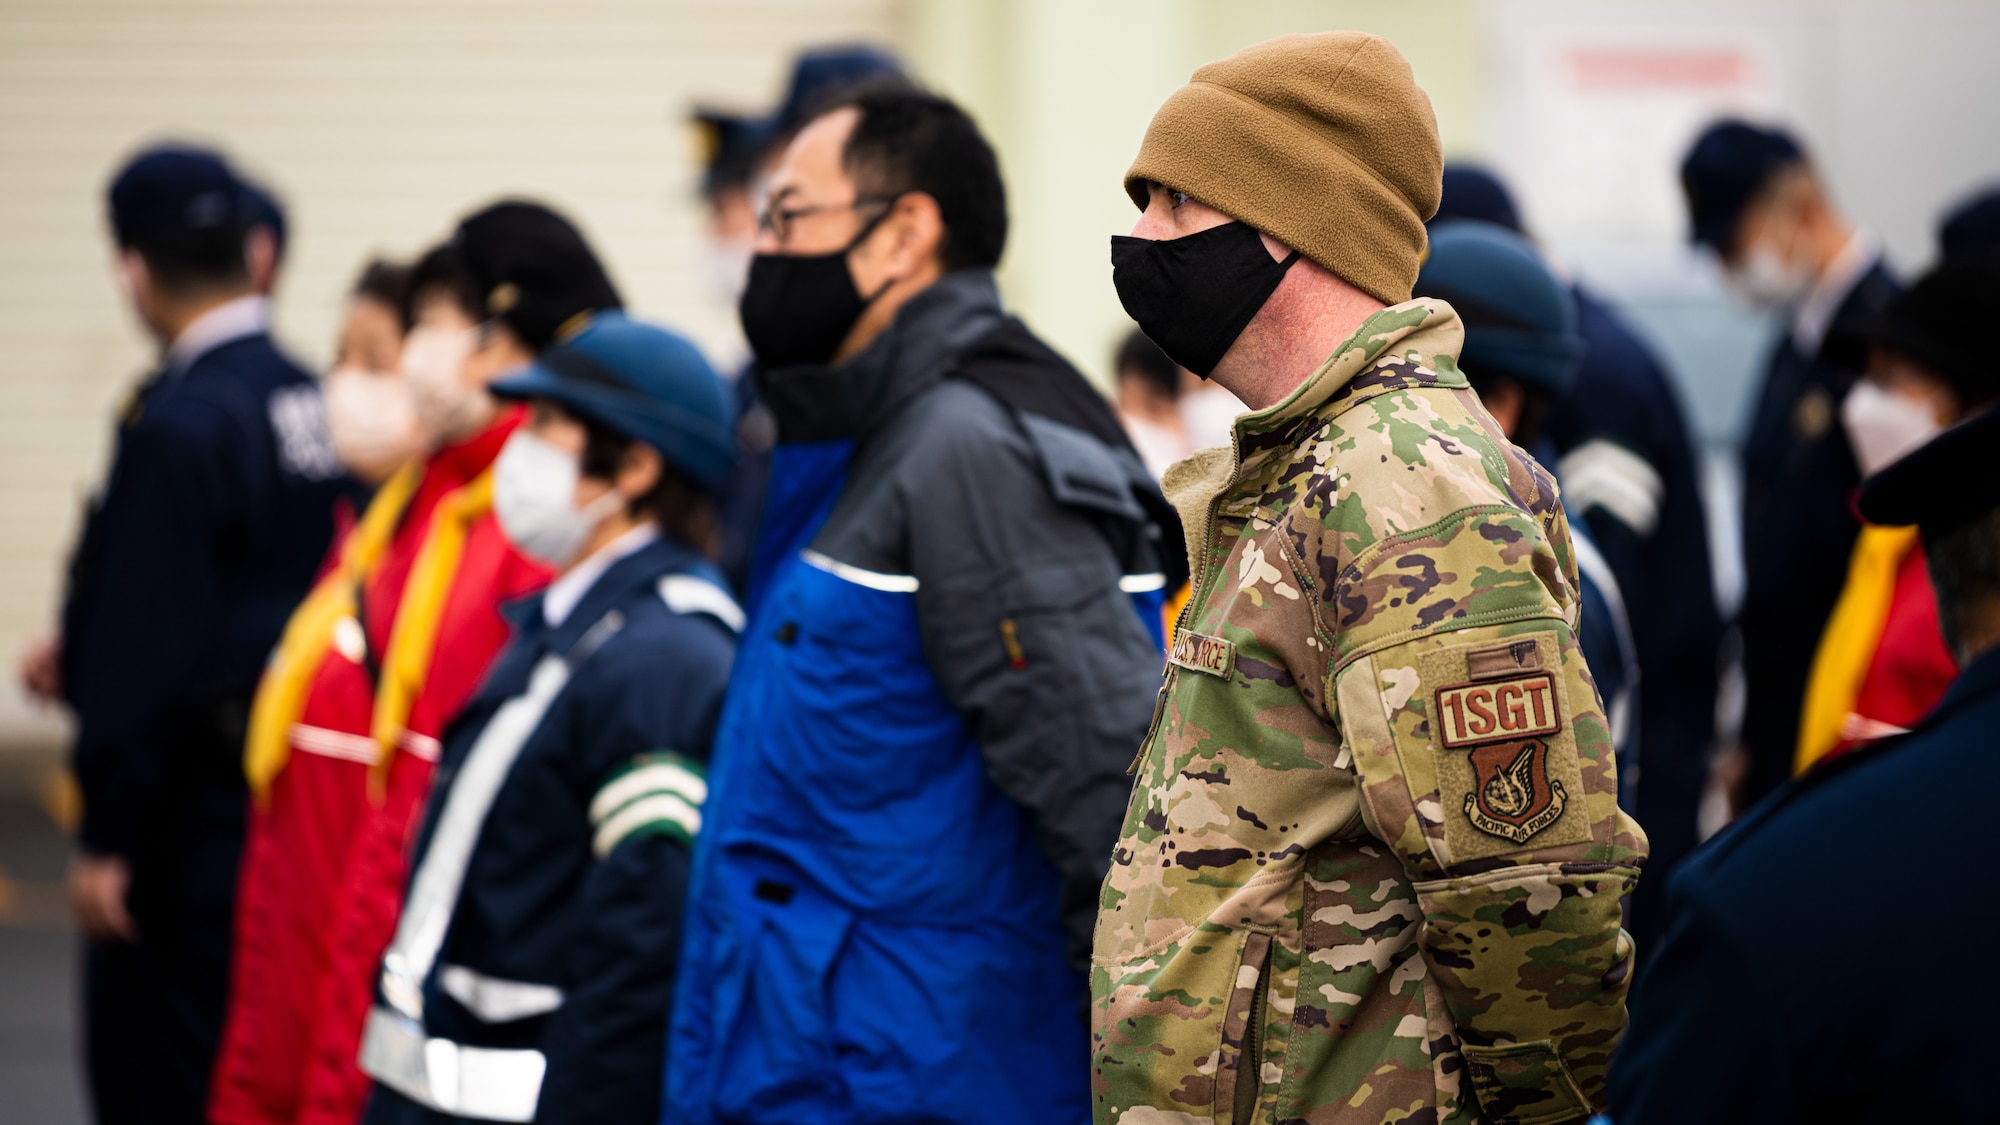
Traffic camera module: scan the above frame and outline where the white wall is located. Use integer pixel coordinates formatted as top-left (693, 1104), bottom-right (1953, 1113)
top-left (0, 0), bottom-right (902, 749)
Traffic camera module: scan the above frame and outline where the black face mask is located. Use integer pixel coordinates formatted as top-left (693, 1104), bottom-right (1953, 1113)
top-left (1110, 221), bottom-right (1302, 378)
top-left (738, 207), bottom-right (895, 370)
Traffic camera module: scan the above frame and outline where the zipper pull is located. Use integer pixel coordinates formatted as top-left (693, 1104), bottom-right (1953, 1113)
top-left (999, 618), bottom-right (1027, 670)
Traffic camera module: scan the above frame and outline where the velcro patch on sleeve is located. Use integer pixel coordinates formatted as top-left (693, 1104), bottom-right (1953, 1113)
top-left (1416, 634), bottom-right (1592, 862)
top-left (1434, 674), bottom-right (1560, 748)
top-left (1168, 628), bottom-right (1235, 679)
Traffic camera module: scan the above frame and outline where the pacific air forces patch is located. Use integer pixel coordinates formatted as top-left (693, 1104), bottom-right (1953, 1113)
top-left (1417, 635), bottom-right (1592, 861)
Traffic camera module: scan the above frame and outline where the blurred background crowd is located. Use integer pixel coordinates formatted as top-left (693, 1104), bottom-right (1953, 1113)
top-left (3, 0), bottom-right (2000, 1121)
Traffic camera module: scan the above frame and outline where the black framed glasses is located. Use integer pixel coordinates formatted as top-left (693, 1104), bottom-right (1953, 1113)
top-left (756, 196), bottom-right (893, 245)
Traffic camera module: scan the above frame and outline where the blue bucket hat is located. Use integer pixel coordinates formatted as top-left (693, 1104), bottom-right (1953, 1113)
top-left (1680, 119), bottom-right (1804, 253)
top-left (1417, 221), bottom-right (1582, 396)
top-left (107, 143), bottom-right (258, 248)
top-left (490, 313), bottom-right (735, 490)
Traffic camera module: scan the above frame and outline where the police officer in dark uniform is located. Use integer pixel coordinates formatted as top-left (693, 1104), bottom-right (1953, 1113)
top-left (58, 144), bottom-right (350, 1124)
top-left (1609, 403), bottom-right (2000, 1123)
top-left (1431, 166), bottom-right (1724, 955)
top-left (1681, 121), bottom-right (1900, 809)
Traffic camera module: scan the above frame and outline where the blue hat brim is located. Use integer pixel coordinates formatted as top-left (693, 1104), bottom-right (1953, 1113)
top-left (489, 363), bottom-right (735, 490)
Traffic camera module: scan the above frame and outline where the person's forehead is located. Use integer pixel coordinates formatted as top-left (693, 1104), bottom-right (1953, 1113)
top-left (770, 107), bottom-right (860, 199)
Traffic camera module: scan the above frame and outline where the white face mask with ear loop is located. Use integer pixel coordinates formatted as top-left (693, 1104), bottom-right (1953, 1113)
top-left (323, 366), bottom-right (423, 480)
top-left (492, 429), bottom-right (629, 568)
top-left (1842, 379), bottom-right (1944, 479)
top-left (401, 324), bottom-right (492, 444)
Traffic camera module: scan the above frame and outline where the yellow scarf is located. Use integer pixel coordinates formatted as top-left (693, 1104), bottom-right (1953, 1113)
top-left (1794, 523), bottom-right (1919, 774)
top-left (243, 463), bottom-right (496, 801)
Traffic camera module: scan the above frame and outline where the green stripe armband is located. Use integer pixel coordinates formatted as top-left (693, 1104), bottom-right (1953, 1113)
top-left (589, 751), bottom-right (706, 857)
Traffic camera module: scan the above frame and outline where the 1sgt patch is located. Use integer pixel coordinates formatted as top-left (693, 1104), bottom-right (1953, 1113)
top-left (1168, 629), bottom-right (1234, 679)
top-left (1416, 636), bottom-right (1592, 861)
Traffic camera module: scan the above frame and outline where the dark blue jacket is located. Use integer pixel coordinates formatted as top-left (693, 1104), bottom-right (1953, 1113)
top-left (665, 273), bottom-right (1169, 1125)
top-left (60, 330), bottom-right (348, 886)
top-left (1608, 644), bottom-right (2000, 1123)
top-left (1545, 285), bottom-right (1724, 948)
top-left (1735, 264), bottom-right (1899, 804)
top-left (362, 536), bottom-right (738, 1125)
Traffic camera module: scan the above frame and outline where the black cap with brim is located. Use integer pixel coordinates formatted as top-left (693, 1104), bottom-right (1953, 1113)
top-left (1680, 119), bottom-right (1804, 252)
top-left (1858, 406), bottom-right (2000, 535)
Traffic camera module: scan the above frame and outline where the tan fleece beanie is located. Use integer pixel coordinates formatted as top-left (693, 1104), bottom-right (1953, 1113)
top-left (1126, 32), bottom-right (1443, 305)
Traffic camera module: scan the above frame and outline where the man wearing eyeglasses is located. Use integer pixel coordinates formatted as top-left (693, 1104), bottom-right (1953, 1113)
top-left (663, 85), bottom-right (1181, 1124)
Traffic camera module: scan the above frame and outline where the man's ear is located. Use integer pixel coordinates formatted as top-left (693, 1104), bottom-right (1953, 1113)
top-left (617, 441), bottom-right (664, 501)
top-left (245, 225), bottom-right (280, 295)
top-left (882, 192), bottom-right (946, 277)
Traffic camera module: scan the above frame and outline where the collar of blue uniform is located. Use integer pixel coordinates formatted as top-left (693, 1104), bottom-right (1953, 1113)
top-left (1919, 643), bottom-right (2000, 730)
top-left (755, 268), bottom-right (1007, 444)
top-left (501, 535), bottom-right (720, 656)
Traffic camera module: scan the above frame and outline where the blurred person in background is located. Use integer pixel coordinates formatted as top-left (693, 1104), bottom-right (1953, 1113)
top-left (33, 143), bottom-right (349, 1125)
top-left (1095, 33), bottom-right (1641, 1125)
top-left (358, 315), bottom-right (737, 1125)
top-left (1793, 254), bottom-right (2000, 773)
top-left (1431, 164), bottom-right (1721, 957)
top-left (1111, 327), bottom-right (1192, 478)
top-left (322, 260), bottom-right (423, 486)
top-left (1414, 219), bottom-right (1641, 809)
top-left (1939, 185), bottom-right (2000, 260)
top-left (693, 44), bottom-right (909, 594)
top-left (1681, 120), bottom-right (1900, 812)
top-left (666, 84), bottom-right (1175, 1124)
top-left (209, 202), bottom-right (620, 1125)
top-left (1610, 404), bottom-right (2000, 1124)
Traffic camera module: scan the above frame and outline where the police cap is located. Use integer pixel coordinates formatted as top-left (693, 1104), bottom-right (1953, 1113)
top-left (1869, 256), bottom-right (2000, 408)
top-left (1680, 119), bottom-right (1804, 253)
top-left (107, 143), bottom-right (255, 248)
top-left (1432, 165), bottom-right (1523, 233)
top-left (489, 312), bottom-right (735, 490)
top-left (451, 201), bottom-right (623, 354)
top-left (771, 44), bottom-right (907, 137)
top-left (1417, 220), bottom-right (1583, 396)
top-left (1859, 405), bottom-right (2000, 536)
top-left (1940, 186), bottom-right (2000, 261)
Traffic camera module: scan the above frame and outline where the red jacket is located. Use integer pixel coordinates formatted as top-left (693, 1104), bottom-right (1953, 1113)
top-left (210, 412), bottom-right (550, 1125)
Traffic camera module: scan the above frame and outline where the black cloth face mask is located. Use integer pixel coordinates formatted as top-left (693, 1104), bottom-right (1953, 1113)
top-left (1111, 221), bottom-right (1302, 378)
top-left (738, 204), bottom-right (896, 370)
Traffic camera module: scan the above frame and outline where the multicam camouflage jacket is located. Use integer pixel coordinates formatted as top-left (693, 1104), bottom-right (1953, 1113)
top-left (1091, 300), bottom-right (1648, 1125)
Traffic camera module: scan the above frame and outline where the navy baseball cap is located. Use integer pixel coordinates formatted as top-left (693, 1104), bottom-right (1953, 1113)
top-left (107, 143), bottom-right (257, 247)
top-left (1432, 165), bottom-right (1524, 234)
top-left (1940, 186), bottom-right (2000, 260)
top-left (490, 312), bottom-right (735, 490)
top-left (1680, 119), bottom-right (1805, 252)
top-left (1417, 220), bottom-right (1582, 395)
top-left (772, 44), bottom-right (908, 137)
top-left (240, 177), bottom-right (287, 256)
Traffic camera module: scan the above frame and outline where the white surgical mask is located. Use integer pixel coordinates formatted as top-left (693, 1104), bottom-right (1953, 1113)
top-left (401, 325), bottom-right (492, 444)
top-left (1842, 379), bottom-right (1943, 478)
top-left (323, 366), bottom-right (422, 482)
top-left (492, 429), bottom-right (627, 567)
top-left (1727, 242), bottom-right (1817, 311)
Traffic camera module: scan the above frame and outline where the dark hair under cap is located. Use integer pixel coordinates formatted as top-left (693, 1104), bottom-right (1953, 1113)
top-left (1940, 186), bottom-right (2000, 261)
top-left (450, 200), bottom-right (623, 353)
top-left (1680, 119), bottom-right (1805, 252)
top-left (1870, 256), bottom-right (2000, 410)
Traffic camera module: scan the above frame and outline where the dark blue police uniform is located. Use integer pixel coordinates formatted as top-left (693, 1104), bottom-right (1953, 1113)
top-left (1547, 285), bottom-right (1725, 952)
top-left (62, 323), bottom-right (350, 1122)
top-left (359, 536), bottom-right (738, 1125)
top-left (1608, 645), bottom-right (2000, 1123)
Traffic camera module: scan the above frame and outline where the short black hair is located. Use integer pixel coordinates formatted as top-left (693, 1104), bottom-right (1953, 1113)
top-left (1115, 329), bottom-right (1180, 401)
top-left (814, 85), bottom-right (1008, 272)
top-left (580, 415), bottom-right (721, 557)
top-left (407, 243), bottom-right (482, 323)
top-left (351, 259), bottom-right (414, 332)
top-left (1927, 507), bottom-right (2000, 661)
top-left (134, 226), bottom-right (250, 293)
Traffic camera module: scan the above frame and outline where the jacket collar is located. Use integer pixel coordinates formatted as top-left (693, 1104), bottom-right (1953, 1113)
top-left (166, 294), bottom-right (270, 374)
top-left (758, 269), bottom-right (1006, 444)
top-left (502, 535), bottom-right (717, 658)
top-left (1917, 645), bottom-right (2000, 729)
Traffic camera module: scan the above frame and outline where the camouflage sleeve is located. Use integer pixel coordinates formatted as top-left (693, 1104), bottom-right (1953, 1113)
top-left (1330, 530), bottom-right (1647, 1121)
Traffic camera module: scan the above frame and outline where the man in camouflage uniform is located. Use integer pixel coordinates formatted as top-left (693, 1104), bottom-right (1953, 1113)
top-left (1095, 32), bottom-right (1647, 1125)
